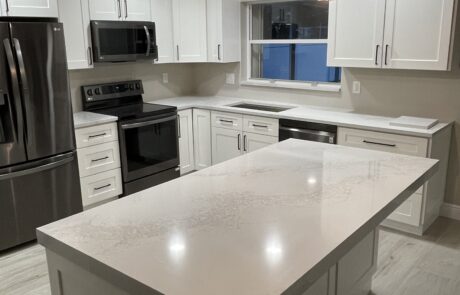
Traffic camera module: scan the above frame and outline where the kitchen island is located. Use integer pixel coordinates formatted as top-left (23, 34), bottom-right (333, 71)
top-left (37, 139), bottom-right (438, 295)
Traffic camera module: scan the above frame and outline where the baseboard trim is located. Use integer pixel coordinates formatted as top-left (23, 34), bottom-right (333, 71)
top-left (440, 203), bottom-right (460, 221)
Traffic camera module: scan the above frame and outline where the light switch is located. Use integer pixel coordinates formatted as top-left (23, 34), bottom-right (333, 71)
top-left (352, 81), bottom-right (361, 94)
top-left (162, 73), bottom-right (169, 84)
top-left (226, 73), bottom-right (236, 85)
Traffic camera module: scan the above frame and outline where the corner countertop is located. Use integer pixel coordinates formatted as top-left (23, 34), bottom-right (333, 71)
top-left (37, 139), bottom-right (438, 295)
top-left (73, 111), bottom-right (118, 129)
top-left (146, 96), bottom-right (451, 138)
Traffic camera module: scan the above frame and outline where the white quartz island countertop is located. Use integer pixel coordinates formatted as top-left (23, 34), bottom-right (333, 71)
top-left (37, 140), bottom-right (438, 295)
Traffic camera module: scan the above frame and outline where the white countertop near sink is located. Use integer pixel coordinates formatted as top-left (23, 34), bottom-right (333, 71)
top-left (147, 96), bottom-right (450, 138)
top-left (73, 111), bottom-right (118, 129)
top-left (37, 139), bottom-right (438, 295)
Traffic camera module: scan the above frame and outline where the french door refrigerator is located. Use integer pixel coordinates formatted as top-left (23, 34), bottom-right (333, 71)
top-left (0, 19), bottom-right (82, 251)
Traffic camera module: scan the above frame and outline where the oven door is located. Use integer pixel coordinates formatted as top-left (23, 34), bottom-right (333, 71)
top-left (119, 113), bottom-right (179, 183)
top-left (91, 20), bottom-right (158, 62)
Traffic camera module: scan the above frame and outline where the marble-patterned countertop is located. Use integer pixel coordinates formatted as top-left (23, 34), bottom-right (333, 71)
top-left (148, 96), bottom-right (450, 137)
top-left (37, 139), bottom-right (438, 295)
top-left (73, 111), bottom-right (118, 129)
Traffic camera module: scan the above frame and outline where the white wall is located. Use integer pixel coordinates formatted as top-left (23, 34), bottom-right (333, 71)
top-left (69, 62), bottom-right (195, 112)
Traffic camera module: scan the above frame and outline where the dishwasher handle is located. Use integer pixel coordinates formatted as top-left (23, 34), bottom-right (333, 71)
top-left (279, 126), bottom-right (336, 144)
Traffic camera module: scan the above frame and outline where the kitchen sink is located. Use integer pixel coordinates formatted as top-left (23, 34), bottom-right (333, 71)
top-left (228, 103), bottom-right (293, 113)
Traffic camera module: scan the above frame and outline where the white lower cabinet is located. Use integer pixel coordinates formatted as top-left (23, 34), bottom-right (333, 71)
top-left (338, 126), bottom-right (451, 235)
top-left (193, 109), bottom-right (212, 170)
top-left (75, 122), bottom-right (122, 208)
top-left (178, 109), bottom-right (195, 175)
top-left (211, 111), bottom-right (279, 165)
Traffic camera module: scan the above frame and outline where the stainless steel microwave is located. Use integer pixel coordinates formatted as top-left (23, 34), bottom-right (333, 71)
top-left (90, 21), bottom-right (158, 63)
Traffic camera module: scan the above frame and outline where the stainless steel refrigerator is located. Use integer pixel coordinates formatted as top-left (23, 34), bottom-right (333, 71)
top-left (0, 19), bottom-right (82, 251)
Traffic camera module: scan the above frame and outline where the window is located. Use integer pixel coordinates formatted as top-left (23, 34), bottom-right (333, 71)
top-left (246, 0), bottom-right (341, 91)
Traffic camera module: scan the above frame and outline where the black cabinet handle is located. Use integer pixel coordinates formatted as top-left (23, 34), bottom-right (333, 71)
top-left (91, 156), bottom-right (109, 162)
top-left (243, 135), bottom-right (247, 152)
top-left (375, 45), bottom-right (380, 65)
top-left (237, 134), bottom-right (241, 151)
top-left (363, 140), bottom-right (396, 147)
top-left (94, 183), bottom-right (111, 191)
top-left (253, 124), bottom-right (268, 129)
top-left (384, 44), bottom-right (389, 65)
top-left (219, 119), bottom-right (234, 124)
top-left (88, 133), bottom-right (106, 139)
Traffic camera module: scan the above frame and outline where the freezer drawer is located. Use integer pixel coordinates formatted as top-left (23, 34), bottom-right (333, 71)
top-left (0, 152), bottom-right (82, 251)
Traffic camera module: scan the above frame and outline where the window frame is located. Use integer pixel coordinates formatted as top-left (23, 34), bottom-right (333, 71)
top-left (242, 2), bottom-right (341, 92)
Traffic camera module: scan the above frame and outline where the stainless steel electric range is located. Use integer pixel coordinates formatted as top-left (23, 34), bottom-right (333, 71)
top-left (82, 80), bottom-right (180, 196)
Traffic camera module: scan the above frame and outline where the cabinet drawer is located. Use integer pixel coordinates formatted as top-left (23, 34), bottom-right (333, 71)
top-left (80, 169), bottom-right (122, 207)
top-left (243, 115), bottom-right (279, 137)
top-left (338, 127), bottom-right (428, 157)
top-left (75, 123), bottom-right (118, 148)
top-left (338, 127), bottom-right (428, 195)
top-left (387, 193), bottom-right (423, 227)
top-left (77, 141), bottom-right (121, 177)
top-left (211, 111), bottom-right (243, 131)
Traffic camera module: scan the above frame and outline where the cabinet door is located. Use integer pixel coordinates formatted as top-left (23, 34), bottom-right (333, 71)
top-left (151, 0), bottom-right (174, 63)
top-left (178, 110), bottom-right (195, 175)
top-left (3, 0), bottom-right (58, 17)
top-left (172, 0), bottom-right (207, 62)
top-left (89, 0), bottom-right (121, 20)
top-left (123, 0), bottom-right (151, 21)
top-left (193, 109), bottom-right (212, 170)
top-left (212, 127), bottom-right (241, 164)
top-left (206, 0), bottom-right (222, 62)
top-left (383, 0), bottom-right (455, 70)
top-left (244, 133), bottom-right (278, 154)
top-left (327, 0), bottom-right (386, 68)
top-left (58, 0), bottom-right (92, 70)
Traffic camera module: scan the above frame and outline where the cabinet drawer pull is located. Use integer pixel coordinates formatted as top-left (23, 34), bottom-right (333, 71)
top-left (363, 140), bottom-right (396, 147)
top-left (88, 133), bottom-right (107, 139)
top-left (94, 183), bottom-right (111, 191)
top-left (252, 124), bottom-right (268, 129)
top-left (238, 134), bottom-right (241, 150)
top-left (375, 45), bottom-right (380, 65)
top-left (91, 156), bottom-right (109, 162)
top-left (384, 44), bottom-right (389, 65)
top-left (219, 119), bottom-right (234, 124)
top-left (243, 134), bottom-right (247, 152)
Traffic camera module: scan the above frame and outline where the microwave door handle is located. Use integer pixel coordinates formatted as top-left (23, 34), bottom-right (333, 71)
top-left (3, 39), bottom-right (24, 142)
top-left (121, 115), bottom-right (176, 130)
top-left (144, 26), bottom-right (151, 57)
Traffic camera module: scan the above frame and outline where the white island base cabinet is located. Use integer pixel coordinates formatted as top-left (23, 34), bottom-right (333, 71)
top-left (45, 229), bottom-right (378, 295)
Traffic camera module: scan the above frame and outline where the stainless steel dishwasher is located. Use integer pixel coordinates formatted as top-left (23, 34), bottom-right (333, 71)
top-left (279, 119), bottom-right (337, 144)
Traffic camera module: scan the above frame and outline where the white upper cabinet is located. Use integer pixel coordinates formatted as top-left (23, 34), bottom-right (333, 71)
top-left (124, 0), bottom-right (151, 21)
top-left (151, 0), bottom-right (174, 63)
top-left (2, 0), bottom-right (58, 17)
top-left (89, 0), bottom-right (121, 20)
top-left (328, 0), bottom-right (456, 70)
top-left (172, 0), bottom-right (207, 62)
top-left (327, 0), bottom-right (386, 68)
top-left (383, 0), bottom-right (455, 70)
top-left (206, 0), bottom-right (240, 63)
top-left (58, 0), bottom-right (93, 70)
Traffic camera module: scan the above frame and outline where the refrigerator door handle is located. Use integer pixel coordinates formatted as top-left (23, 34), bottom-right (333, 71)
top-left (3, 39), bottom-right (24, 142)
top-left (12, 38), bottom-right (29, 140)
top-left (0, 154), bottom-right (74, 181)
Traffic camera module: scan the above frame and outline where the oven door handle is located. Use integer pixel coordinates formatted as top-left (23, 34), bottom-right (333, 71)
top-left (121, 115), bottom-right (177, 130)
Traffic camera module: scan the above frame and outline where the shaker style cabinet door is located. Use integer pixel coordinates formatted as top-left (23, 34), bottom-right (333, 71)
top-left (172, 0), bottom-right (207, 62)
top-left (327, 0), bottom-right (386, 68)
top-left (178, 110), bottom-right (195, 175)
top-left (1, 0), bottom-right (58, 17)
top-left (212, 127), bottom-right (241, 165)
top-left (89, 0), bottom-right (122, 20)
top-left (151, 0), bottom-right (175, 63)
top-left (243, 133), bottom-right (278, 154)
top-left (123, 0), bottom-right (151, 21)
top-left (193, 109), bottom-right (212, 170)
top-left (382, 0), bottom-right (455, 70)
top-left (58, 0), bottom-right (93, 69)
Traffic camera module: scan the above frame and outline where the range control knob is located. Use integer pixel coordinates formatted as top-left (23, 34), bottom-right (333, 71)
top-left (94, 88), bottom-right (101, 95)
top-left (129, 84), bottom-right (134, 90)
top-left (86, 89), bottom-right (93, 96)
top-left (135, 82), bottom-right (141, 90)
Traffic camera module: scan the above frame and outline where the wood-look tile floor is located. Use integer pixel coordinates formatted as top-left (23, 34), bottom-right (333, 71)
top-left (1, 217), bottom-right (460, 295)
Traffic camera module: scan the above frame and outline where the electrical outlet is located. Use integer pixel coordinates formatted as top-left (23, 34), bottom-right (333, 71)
top-left (162, 73), bottom-right (169, 84)
top-left (225, 73), bottom-right (236, 85)
top-left (352, 81), bottom-right (361, 94)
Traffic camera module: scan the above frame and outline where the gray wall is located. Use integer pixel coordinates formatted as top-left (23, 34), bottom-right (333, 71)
top-left (69, 62), bottom-right (195, 112)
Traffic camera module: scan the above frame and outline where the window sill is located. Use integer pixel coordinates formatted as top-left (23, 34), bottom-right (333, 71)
top-left (240, 79), bottom-right (342, 92)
